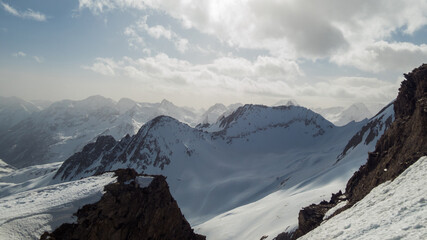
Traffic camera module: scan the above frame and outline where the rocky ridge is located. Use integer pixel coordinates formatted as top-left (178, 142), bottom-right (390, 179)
top-left (277, 64), bottom-right (427, 239)
top-left (41, 168), bottom-right (205, 240)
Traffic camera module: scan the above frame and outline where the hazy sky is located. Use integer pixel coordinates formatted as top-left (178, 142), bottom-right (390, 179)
top-left (1, 0), bottom-right (427, 109)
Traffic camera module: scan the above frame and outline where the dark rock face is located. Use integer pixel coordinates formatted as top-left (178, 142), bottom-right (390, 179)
top-left (55, 116), bottom-right (179, 181)
top-left (346, 64), bottom-right (427, 204)
top-left (41, 169), bottom-right (205, 240)
top-left (275, 64), bottom-right (427, 239)
top-left (54, 135), bottom-right (119, 180)
top-left (289, 191), bottom-right (345, 239)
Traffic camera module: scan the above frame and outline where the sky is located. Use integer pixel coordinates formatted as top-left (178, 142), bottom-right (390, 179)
top-left (1, 0), bottom-right (427, 111)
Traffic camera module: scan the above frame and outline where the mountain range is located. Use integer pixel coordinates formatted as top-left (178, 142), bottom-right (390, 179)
top-left (0, 97), bottom-right (393, 239)
top-left (1, 65), bottom-right (426, 240)
top-left (0, 96), bottom-right (378, 169)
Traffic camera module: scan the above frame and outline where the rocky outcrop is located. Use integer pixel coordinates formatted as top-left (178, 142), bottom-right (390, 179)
top-left (54, 116), bottom-right (181, 181)
top-left (285, 191), bottom-right (345, 240)
top-left (54, 135), bottom-right (120, 180)
top-left (346, 64), bottom-right (427, 204)
top-left (336, 103), bottom-right (394, 162)
top-left (41, 169), bottom-right (205, 240)
top-left (275, 63), bottom-right (427, 239)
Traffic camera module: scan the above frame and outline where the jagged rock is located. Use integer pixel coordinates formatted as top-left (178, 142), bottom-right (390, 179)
top-left (54, 135), bottom-right (119, 180)
top-left (41, 169), bottom-right (205, 240)
top-left (346, 64), bottom-right (427, 204)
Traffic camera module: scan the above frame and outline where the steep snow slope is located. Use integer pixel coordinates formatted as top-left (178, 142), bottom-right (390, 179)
top-left (0, 96), bottom-right (201, 168)
top-left (300, 156), bottom-right (427, 240)
top-left (55, 104), bottom-right (393, 226)
top-left (0, 172), bottom-right (116, 240)
top-left (195, 104), bottom-right (394, 239)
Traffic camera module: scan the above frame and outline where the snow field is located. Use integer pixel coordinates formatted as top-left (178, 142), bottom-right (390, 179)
top-left (0, 173), bottom-right (116, 240)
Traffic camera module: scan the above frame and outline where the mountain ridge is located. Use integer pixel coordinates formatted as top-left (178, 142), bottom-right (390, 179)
top-left (281, 63), bottom-right (427, 239)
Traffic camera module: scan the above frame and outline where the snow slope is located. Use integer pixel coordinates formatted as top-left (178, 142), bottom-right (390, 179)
top-left (300, 156), bottom-right (427, 240)
top-left (0, 172), bottom-right (116, 240)
top-left (195, 104), bottom-right (394, 239)
top-left (0, 162), bottom-right (62, 198)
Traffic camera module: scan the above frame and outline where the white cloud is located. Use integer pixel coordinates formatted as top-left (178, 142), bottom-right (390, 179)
top-left (83, 53), bottom-right (397, 107)
top-left (12, 51), bottom-right (26, 57)
top-left (12, 51), bottom-right (45, 63)
top-left (332, 41), bottom-right (427, 73)
top-left (125, 16), bottom-right (190, 53)
top-left (80, 0), bottom-right (427, 72)
top-left (33, 56), bottom-right (44, 63)
top-left (78, 0), bottom-right (146, 14)
top-left (83, 54), bottom-right (301, 96)
top-left (1, 2), bottom-right (47, 21)
top-left (83, 58), bottom-right (117, 76)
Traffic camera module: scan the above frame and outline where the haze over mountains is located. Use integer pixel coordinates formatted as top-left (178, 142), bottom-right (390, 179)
top-left (0, 95), bottom-right (377, 169)
top-left (1, 65), bottom-right (426, 240)
top-left (0, 92), bottom-right (394, 239)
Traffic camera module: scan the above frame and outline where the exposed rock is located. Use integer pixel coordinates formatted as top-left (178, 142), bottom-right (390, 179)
top-left (346, 64), bottom-right (427, 204)
top-left (54, 135), bottom-right (118, 180)
top-left (336, 103), bottom-right (394, 162)
top-left (275, 63), bottom-right (427, 239)
top-left (41, 169), bottom-right (205, 240)
top-left (290, 191), bottom-right (344, 239)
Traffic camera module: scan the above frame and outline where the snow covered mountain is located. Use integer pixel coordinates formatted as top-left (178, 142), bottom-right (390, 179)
top-left (273, 99), bottom-right (299, 107)
top-left (0, 96), bottom-right (201, 168)
top-left (0, 96), bottom-right (40, 134)
top-left (53, 103), bottom-right (393, 230)
top-left (198, 103), bottom-right (243, 125)
top-left (0, 102), bottom-right (395, 240)
top-left (313, 102), bottom-right (373, 126)
top-left (195, 103), bottom-right (393, 239)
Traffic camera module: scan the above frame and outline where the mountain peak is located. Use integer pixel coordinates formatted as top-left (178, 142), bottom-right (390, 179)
top-left (160, 99), bottom-right (175, 107)
top-left (274, 99), bottom-right (299, 107)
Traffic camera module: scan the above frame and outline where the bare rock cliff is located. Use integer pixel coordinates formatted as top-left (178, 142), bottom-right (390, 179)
top-left (41, 169), bottom-right (205, 240)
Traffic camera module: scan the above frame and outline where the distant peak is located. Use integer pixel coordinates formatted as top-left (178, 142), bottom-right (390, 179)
top-left (160, 99), bottom-right (175, 107)
top-left (84, 95), bottom-right (110, 102)
top-left (274, 99), bottom-right (299, 107)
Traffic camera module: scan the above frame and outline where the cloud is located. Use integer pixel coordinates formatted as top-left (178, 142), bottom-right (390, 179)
top-left (1, 2), bottom-right (47, 21)
top-left (80, 0), bottom-right (427, 71)
top-left (125, 16), bottom-right (190, 53)
top-left (83, 53), bottom-right (398, 106)
top-left (83, 58), bottom-right (117, 76)
top-left (12, 51), bottom-right (26, 57)
top-left (332, 41), bottom-right (427, 73)
top-left (12, 51), bottom-right (44, 63)
top-left (83, 53), bottom-right (302, 97)
top-left (33, 56), bottom-right (44, 63)
top-left (78, 0), bottom-right (146, 14)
